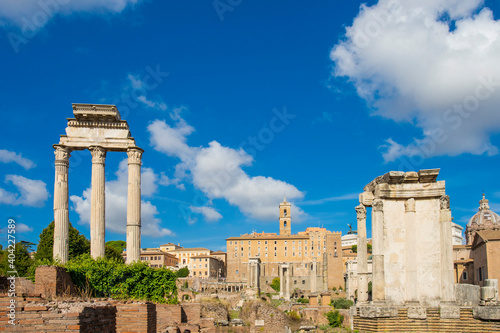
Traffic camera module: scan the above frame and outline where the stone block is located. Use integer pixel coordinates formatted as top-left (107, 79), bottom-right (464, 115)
top-left (255, 319), bottom-right (265, 326)
top-left (440, 305), bottom-right (460, 319)
top-left (359, 306), bottom-right (398, 318)
top-left (407, 306), bottom-right (427, 319)
top-left (473, 306), bottom-right (500, 320)
top-left (455, 284), bottom-right (480, 306)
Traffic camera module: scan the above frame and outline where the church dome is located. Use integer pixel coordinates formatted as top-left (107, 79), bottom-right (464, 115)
top-left (467, 194), bottom-right (500, 226)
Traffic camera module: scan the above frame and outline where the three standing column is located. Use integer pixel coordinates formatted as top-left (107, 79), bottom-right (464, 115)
top-left (126, 147), bottom-right (143, 264)
top-left (53, 145), bottom-right (71, 264)
top-left (90, 146), bottom-right (107, 259)
top-left (356, 204), bottom-right (369, 303)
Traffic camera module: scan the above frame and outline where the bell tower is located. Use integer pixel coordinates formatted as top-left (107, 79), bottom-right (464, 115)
top-left (279, 197), bottom-right (291, 236)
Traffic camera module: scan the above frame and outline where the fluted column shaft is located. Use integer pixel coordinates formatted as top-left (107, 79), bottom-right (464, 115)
top-left (356, 204), bottom-right (368, 303)
top-left (372, 199), bottom-right (386, 302)
top-left (53, 145), bottom-right (71, 263)
top-left (404, 198), bottom-right (418, 303)
top-left (279, 264), bottom-right (284, 298)
top-left (440, 195), bottom-right (455, 303)
top-left (90, 146), bottom-right (106, 259)
top-left (126, 147), bottom-right (143, 264)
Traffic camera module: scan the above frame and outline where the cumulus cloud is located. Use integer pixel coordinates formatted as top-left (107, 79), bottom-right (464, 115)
top-left (148, 109), bottom-right (306, 222)
top-left (0, 149), bottom-right (35, 169)
top-left (70, 159), bottom-right (173, 237)
top-left (331, 0), bottom-right (500, 162)
top-left (0, 175), bottom-right (49, 207)
top-left (0, 0), bottom-right (141, 28)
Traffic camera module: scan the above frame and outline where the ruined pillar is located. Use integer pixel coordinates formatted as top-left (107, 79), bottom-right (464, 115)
top-left (356, 204), bottom-right (369, 303)
top-left (279, 264), bottom-right (284, 298)
top-left (404, 198), bottom-right (418, 303)
top-left (372, 199), bottom-right (385, 303)
top-left (53, 145), bottom-right (71, 264)
top-left (90, 146), bottom-right (106, 259)
top-left (285, 265), bottom-right (290, 300)
top-left (310, 260), bottom-right (317, 293)
top-left (126, 147), bottom-right (143, 264)
top-left (440, 195), bottom-right (455, 303)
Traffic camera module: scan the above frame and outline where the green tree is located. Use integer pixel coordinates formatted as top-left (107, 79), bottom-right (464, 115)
top-left (330, 298), bottom-right (354, 309)
top-left (176, 266), bottom-right (189, 278)
top-left (105, 245), bottom-right (125, 262)
top-left (325, 310), bottom-right (344, 327)
top-left (106, 240), bottom-right (126, 253)
top-left (0, 242), bottom-right (34, 277)
top-left (270, 277), bottom-right (280, 292)
top-left (35, 221), bottom-right (90, 261)
top-left (351, 243), bottom-right (372, 254)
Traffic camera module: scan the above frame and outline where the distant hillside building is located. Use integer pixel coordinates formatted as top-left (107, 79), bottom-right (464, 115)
top-left (122, 248), bottom-right (178, 268)
top-left (226, 198), bottom-right (344, 292)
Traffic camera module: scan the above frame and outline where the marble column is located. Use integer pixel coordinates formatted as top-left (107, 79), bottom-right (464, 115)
top-left (279, 264), bottom-right (284, 298)
top-left (372, 199), bottom-right (386, 303)
top-left (439, 195), bottom-right (455, 303)
top-left (310, 260), bottom-right (317, 293)
top-left (126, 147), bottom-right (143, 264)
top-left (285, 265), bottom-right (290, 300)
top-left (53, 145), bottom-right (71, 264)
top-left (404, 198), bottom-right (418, 303)
top-left (356, 204), bottom-right (369, 303)
top-left (90, 146), bottom-right (106, 259)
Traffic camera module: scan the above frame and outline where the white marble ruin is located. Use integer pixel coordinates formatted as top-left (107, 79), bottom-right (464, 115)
top-left (356, 169), bottom-right (455, 307)
top-left (53, 104), bottom-right (143, 264)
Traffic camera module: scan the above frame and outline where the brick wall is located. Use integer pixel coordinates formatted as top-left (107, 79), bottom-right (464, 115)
top-left (34, 266), bottom-right (77, 298)
top-left (353, 307), bottom-right (500, 332)
top-left (0, 295), bottom-right (116, 332)
top-left (116, 302), bottom-right (156, 333)
top-left (156, 304), bottom-right (182, 332)
top-left (181, 303), bottom-right (201, 324)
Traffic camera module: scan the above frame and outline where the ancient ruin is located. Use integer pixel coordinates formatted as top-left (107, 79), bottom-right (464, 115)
top-left (53, 104), bottom-right (143, 264)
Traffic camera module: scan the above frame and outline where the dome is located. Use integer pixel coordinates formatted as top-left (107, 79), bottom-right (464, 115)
top-left (467, 194), bottom-right (500, 226)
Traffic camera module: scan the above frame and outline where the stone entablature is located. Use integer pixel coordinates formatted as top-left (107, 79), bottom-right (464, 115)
top-left (53, 103), bottom-right (143, 264)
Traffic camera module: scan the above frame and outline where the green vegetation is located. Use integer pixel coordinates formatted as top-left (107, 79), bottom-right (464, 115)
top-left (270, 277), bottom-right (280, 292)
top-left (65, 254), bottom-right (177, 303)
top-left (176, 266), bottom-right (189, 278)
top-left (106, 240), bottom-right (126, 253)
top-left (105, 245), bottom-right (124, 262)
top-left (296, 297), bottom-right (309, 304)
top-left (351, 243), bottom-right (372, 254)
top-left (287, 310), bottom-right (301, 320)
top-left (0, 242), bottom-right (34, 277)
top-left (35, 221), bottom-right (90, 261)
top-left (330, 298), bottom-right (354, 309)
top-left (325, 309), bottom-right (344, 327)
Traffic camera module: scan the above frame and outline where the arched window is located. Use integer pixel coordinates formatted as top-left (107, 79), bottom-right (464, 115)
top-left (284, 221), bottom-right (287, 227)
top-left (284, 209), bottom-right (287, 216)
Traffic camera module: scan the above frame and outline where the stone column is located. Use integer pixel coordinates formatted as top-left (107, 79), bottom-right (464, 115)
top-left (279, 264), bottom-right (284, 298)
top-left (356, 204), bottom-right (369, 303)
top-left (404, 198), bottom-right (418, 303)
top-left (53, 145), bottom-right (71, 264)
top-left (90, 146), bottom-right (106, 259)
top-left (285, 265), bottom-right (290, 300)
top-left (126, 147), bottom-right (143, 264)
top-left (439, 195), bottom-right (455, 303)
top-left (372, 199), bottom-right (386, 303)
top-left (310, 260), bottom-right (317, 293)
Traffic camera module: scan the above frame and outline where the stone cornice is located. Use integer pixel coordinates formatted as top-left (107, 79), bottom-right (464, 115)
top-left (67, 118), bottom-right (130, 130)
top-left (374, 181), bottom-right (446, 199)
top-left (72, 103), bottom-right (121, 121)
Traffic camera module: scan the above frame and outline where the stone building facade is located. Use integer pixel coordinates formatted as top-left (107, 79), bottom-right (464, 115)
top-left (226, 198), bottom-right (344, 293)
top-left (190, 255), bottom-right (225, 279)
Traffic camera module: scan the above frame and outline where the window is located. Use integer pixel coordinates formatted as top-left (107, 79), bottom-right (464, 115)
top-left (205, 264), bottom-right (208, 268)
top-left (241, 247), bottom-right (244, 251)
top-left (299, 252), bottom-right (301, 256)
top-left (194, 272), bottom-right (196, 276)
top-left (248, 241), bottom-right (251, 245)
top-left (294, 280), bottom-right (297, 285)
top-left (285, 253), bottom-right (287, 257)
top-left (302, 280), bottom-right (305, 285)
top-left (265, 253), bottom-right (268, 257)
top-left (265, 241), bottom-right (268, 245)
top-left (334, 241), bottom-right (337, 245)
top-left (462, 271), bottom-right (468, 280)
top-left (230, 241), bottom-right (232, 245)
top-left (274, 241), bottom-right (277, 245)
top-left (248, 253), bottom-right (251, 257)
top-left (299, 246), bottom-right (301, 250)
top-left (236, 270), bottom-right (239, 274)
top-left (258, 241), bottom-right (261, 245)
top-left (293, 253), bottom-right (295, 257)
top-left (305, 241), bottom-right (307, 244)
top-left (274, 247), bottom-right (277, 251)
top-left (284, 209), bottom-right (287, 216)
top-left (274, 253), bottom-right (277, 257)
top-left (258, 247), bottom-right (261, 251)
top-left (292, 246), bottom-right (295, 250)
top-left (241, 241), bottom-right (243, 245)
top-left (205, 271), bottom-right (208, 276)
top-left (285, 247), bottom-right (287, 251)
top-left (234, 253), bottom-right (237, 257)
top-left (285, 241), bottom-right (288, 245)
top-left (241, 253), bottom-right (243, 257)
top-left (265, 247), bottom-right (268, 251)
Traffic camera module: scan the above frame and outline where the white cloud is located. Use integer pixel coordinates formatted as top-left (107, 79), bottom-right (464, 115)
top-left (190, 205), bottom-right (223, 222)
top-left (16, 223), bottom-right (34, 233)
top-left (148, 109), bottom-right (306, 222)
top-left (301, 193), bottom-right (359, 206)
top-left (0, 0), bottom-right (141, 28)
top-left (127, 74), bottom-right (168, 111)
top-left (331, 0), bottom-right (500, 162)
top-left (0, 175), bottom-right (48, 207)
top-left (70, 159), bottom-right (174, 237)
top-left (0, 149), bottom-right (35, 169)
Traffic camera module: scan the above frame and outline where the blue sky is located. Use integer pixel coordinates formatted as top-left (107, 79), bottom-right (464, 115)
top-left (1, 0), bottom-right (500, 252)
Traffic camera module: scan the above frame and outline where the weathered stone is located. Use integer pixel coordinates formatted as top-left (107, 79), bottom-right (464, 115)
top-left (455, 284), bottom-right (480, 306)
top-left (407, 306), bottom-right (427, 319)
top-left (440, 305), bottom-right (460, 319)
top-left (473, 306), bottom-right (500, 320)
top-left (359, 306), bottom-right (398, 318)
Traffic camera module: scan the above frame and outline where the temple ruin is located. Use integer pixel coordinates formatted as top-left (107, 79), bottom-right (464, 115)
top-left (53, 103), bottom-right (143, 264)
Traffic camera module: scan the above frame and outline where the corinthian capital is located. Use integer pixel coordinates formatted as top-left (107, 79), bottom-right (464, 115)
top-left (54, 145), bottom-right (71, 161)
top-left (356, 204), bottom-right (366, 221)
top-left (89, 146), bottom-right (106, 164)
top-left (127, 147), bottom-right (144, 165)
top-left (372, 199), bottom-right (384, 212)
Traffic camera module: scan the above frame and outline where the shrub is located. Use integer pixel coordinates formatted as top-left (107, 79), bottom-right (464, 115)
top-left (296, 297), bottom-right (309, 304)
top-left (288, 310), bottom-right (301, 320)
top-left (270, 277), bottom-right (280, 292)
top-left (325, 310), bottom-right (344, 327)
top-left (330, 298), bottom-right (354, 309)
top-left (64, 254), bottom-right (178, 303)
top-left (176, 267), bottom-right (189, 278)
